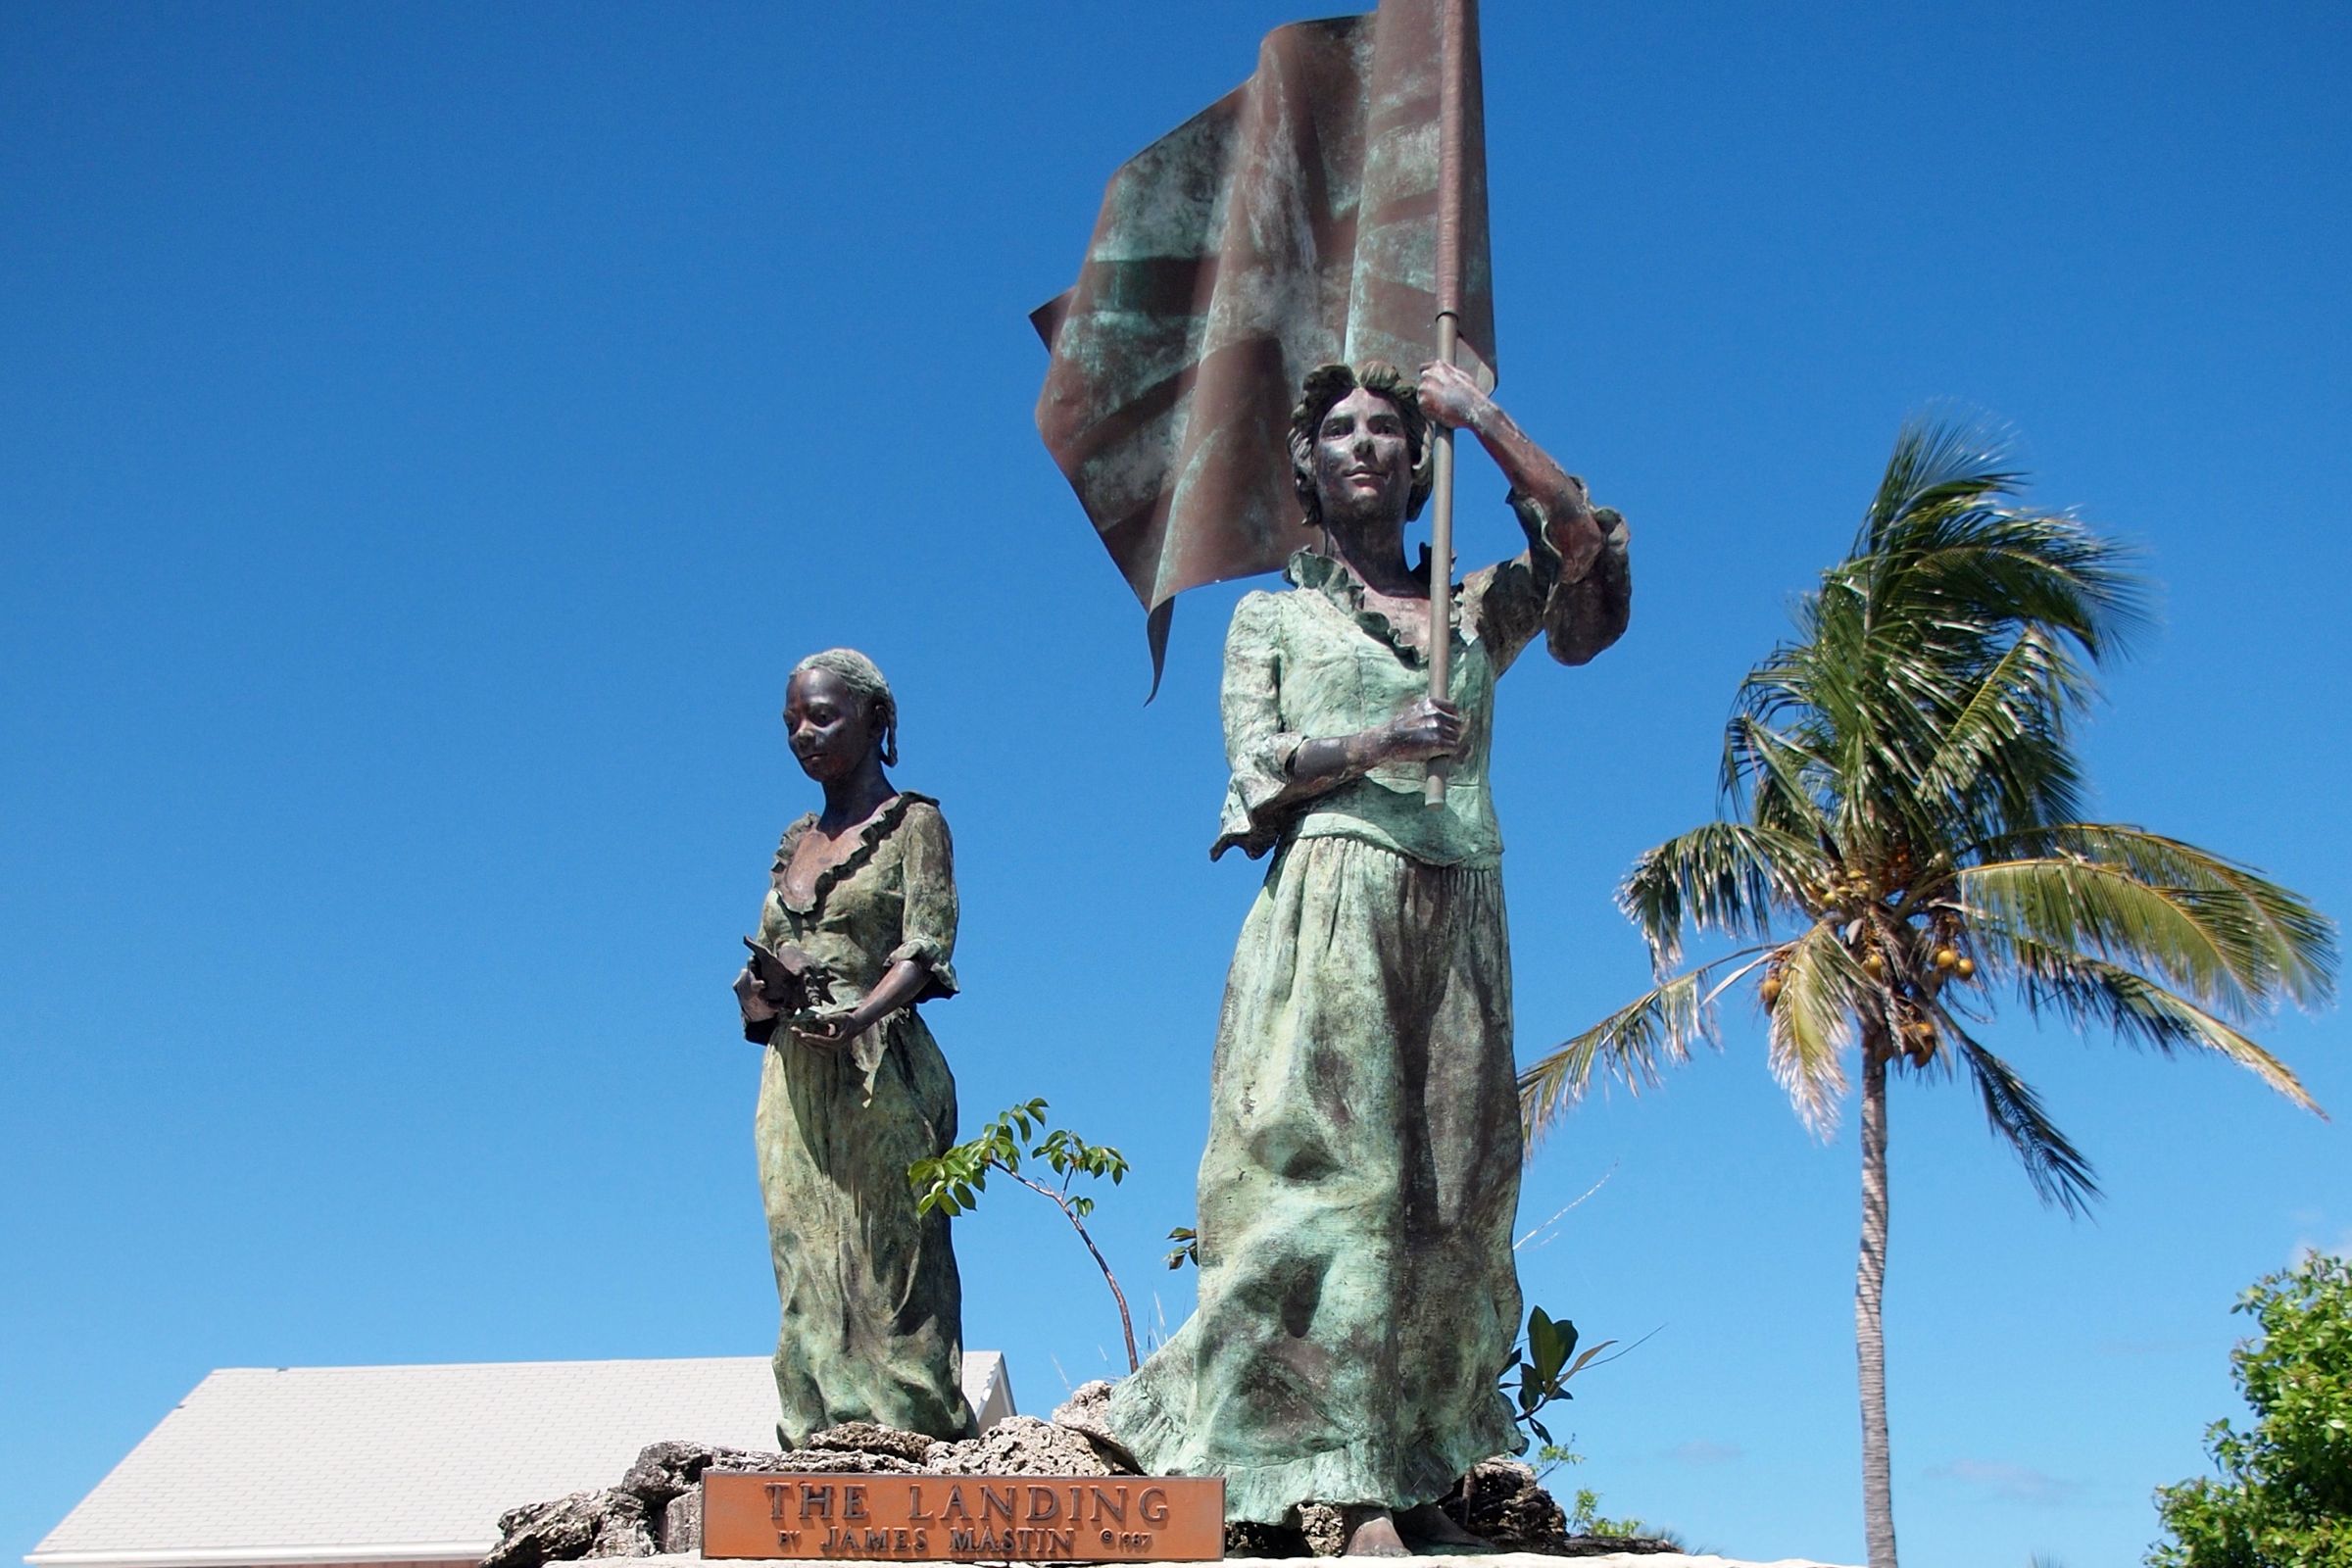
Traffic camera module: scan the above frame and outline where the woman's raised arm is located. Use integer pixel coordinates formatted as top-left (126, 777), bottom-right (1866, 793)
top-left (1418, 360), bottom-right (1633, 671)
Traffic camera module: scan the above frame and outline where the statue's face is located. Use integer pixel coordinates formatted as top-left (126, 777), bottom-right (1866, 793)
top-left (1311, 385), bottom-right (1412, 526)
top-left (784, 667), bottom-right (877, 782)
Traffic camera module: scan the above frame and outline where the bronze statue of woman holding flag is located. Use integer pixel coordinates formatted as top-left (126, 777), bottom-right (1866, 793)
top-left (1035, 0), bottom-right (1632, 1548)
top-left (1101, 357), bottom-right (1630, 1551)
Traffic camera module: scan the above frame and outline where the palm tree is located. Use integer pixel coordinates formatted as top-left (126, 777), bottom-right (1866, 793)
top-left (1517, 420), bottom-right (2337, 1568)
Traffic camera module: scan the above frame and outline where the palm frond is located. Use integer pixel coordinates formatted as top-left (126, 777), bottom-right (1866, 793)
top-left (1910, 627), bottom-right (2088, 846)
top-left (1965, 854), bottom-right (2325, 1020)
top-left (1731, 420), bottom-right (2155, 867)
top-left (1853, 419), bottom-right (2148, 661)
top-left (1720, 711), bottom-right (1835, 841)
top-left (1518, 955), bottom-right (1770, 1153)
top-left (1518, 969), bottom-right (1709, 1153)
top-left (1969, 826), bottom-right (2338, 1009)
top-left (1766, 920), bottom-right (1860, 1135)
top-left (1932, 1013), bottom-right (2102, 1214)
top-left (1860, 419), bottom-right (2028, 557)
top-left (1895, 509), bottom-right (2152, 666)
top-left (1736, 624), bottom-right (1938, 852)
top-left (1998, 938), bottom-right (2324, 1114)
top-left (1619, 822), bottom-right (1825, 969)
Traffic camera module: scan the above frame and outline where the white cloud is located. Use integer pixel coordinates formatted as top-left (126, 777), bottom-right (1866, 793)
top-left (2289, 1226), bottom-right (2352, 1264)
top-left (1666, 1440), bottom-right (1742, 1466)
top-left (1924, 1458), bottom-right (2084, 1507)
top-left (2093, 1337), bottom-right (2197, 1357)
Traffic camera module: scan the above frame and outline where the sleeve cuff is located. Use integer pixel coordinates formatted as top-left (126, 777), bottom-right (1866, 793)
top-left (1228, 732), bottom-right (1304, 816)
top-left (887, 938), bottom-right (959, 1002)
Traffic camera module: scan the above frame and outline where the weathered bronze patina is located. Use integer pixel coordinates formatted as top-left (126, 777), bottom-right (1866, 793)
top-left (731, 650), bottom-right (974, 1447)
top-left (701, 1474), bottom-right (1226, 1562)
top-left (1103, 357), bottom-right (1631, 1556)
top-left (1033, 0), bottom-right (1492, 684)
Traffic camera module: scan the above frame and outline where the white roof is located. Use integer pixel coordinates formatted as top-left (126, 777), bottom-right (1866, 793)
top-left (29, 1354), bottom-right (1014, 1568)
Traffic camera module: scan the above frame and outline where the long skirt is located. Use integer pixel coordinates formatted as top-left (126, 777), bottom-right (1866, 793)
top-left (1106, 834), bottom-right (1525, 1524)
top-left (755, 1011), bottom-right (973, 1446)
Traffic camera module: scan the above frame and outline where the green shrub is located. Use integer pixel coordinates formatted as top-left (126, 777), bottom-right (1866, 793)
top-left (2149, 1254), bottom-right (2352, 1567)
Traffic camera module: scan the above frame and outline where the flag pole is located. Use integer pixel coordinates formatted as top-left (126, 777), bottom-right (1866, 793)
top-left (1425, 0), bottom-right (1468, 808)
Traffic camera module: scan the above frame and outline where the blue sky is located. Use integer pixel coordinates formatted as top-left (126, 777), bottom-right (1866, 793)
top-left (3, 4), bottom-right (2346, 1567)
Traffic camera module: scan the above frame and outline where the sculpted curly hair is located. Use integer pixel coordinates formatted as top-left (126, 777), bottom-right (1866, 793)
top-left (1289, 360), bottom-right (1436, 528)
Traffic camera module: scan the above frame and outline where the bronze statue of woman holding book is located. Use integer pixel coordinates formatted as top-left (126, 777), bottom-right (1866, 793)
top-left (1105, 360), bottom-right (1631, 1554)
top-left (733, 648), bottom-right (974, 1446)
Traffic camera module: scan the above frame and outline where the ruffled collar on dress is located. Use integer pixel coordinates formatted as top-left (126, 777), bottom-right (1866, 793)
top-left (1284, 548), bottom-right (1467, 668)
top-left (773, 791), bottom-right (937, 916)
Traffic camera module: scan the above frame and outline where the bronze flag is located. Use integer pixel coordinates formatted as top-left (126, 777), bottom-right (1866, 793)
top-left (1033, 0), bottom-right (1492, 691)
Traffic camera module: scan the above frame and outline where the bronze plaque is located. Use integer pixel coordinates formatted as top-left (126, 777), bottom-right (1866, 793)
top-left (702, 1473), bottom-right (1225, 1562)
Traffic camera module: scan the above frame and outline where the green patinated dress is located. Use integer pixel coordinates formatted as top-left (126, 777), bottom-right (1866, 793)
top-left (752, 792), bottom-right (974, 1447)
top-left (1106, 496), bottom-right (1631, 1524)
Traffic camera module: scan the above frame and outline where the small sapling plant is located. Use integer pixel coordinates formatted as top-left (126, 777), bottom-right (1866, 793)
top-left (909, 1098), bottom-right (1142, 1370)
top-left (1502, 1304), bottom-right (1615, 1446)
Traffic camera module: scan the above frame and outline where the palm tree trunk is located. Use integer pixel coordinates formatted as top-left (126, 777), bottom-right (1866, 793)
top-left (1856, 1027), bottom-right (1897, 1568)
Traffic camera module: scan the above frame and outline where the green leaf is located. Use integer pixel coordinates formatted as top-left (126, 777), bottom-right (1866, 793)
top-left (1526, 1308), bottom-right (1571, 1385)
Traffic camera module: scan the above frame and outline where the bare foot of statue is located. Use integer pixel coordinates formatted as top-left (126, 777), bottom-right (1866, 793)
top-left (1396, 1501), bottom-right (1492, 1550)
top-left (1342, 1509), bottom-right (1413, 1557)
